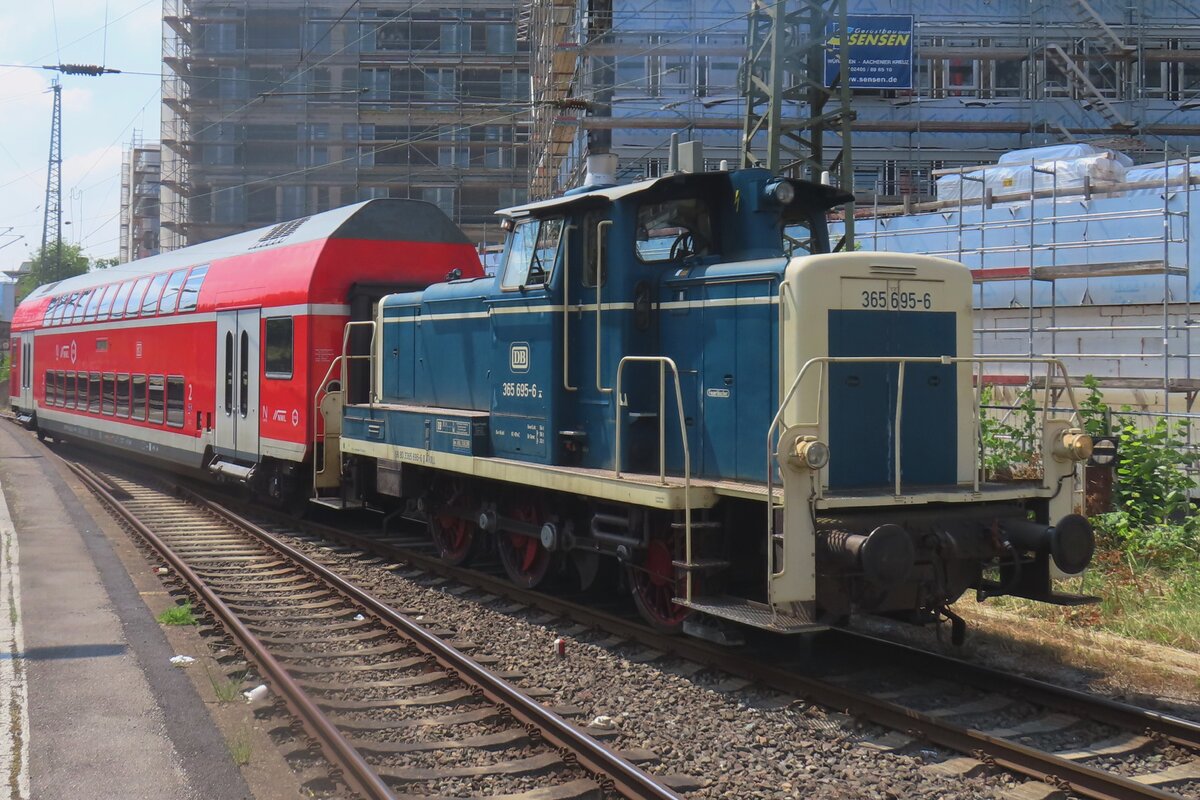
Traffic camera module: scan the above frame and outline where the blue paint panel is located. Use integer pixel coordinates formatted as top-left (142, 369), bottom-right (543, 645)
top-left (342, 406), bottom-right (490, 457)
top-left (827, 310), bottom-right (957, 489)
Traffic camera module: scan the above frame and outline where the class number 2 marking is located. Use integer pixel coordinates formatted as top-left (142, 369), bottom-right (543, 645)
top-left (861, 290), bottom-right (932, 310)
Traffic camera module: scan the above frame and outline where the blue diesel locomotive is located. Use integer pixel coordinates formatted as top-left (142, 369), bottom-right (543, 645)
top-left (317, 151), bottom-right (1096, 641)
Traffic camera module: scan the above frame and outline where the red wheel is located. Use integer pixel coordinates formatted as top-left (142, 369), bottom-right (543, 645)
top-left (428, 480), bottom-right (478, 566)
top-left (497, 500), bottom-right (553, 588)
top-left (628, 535), bottom-right (692, 634)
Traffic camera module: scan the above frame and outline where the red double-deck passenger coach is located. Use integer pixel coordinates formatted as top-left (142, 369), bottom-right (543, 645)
top-left (9, 199), bottom-right (481, 499)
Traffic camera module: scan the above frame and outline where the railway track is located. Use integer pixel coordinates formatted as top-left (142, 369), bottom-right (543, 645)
top-left (220, 493), bottom-right (1200, 800)
top-left (65, 458), bottom-right (682, 800)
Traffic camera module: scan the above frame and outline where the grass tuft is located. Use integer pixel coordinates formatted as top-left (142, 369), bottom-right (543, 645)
top-left (228, 728), bottom-right (253, 766)
top-left (157, 601), bottom-right (197, 626)
top-left (206, 667), bottom-right (245, 704)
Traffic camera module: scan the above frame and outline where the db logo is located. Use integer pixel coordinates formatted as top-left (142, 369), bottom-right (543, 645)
top-left (509, 342), bottom-right (530, 373)
top-left (57, 341), bottom-right (77, 364)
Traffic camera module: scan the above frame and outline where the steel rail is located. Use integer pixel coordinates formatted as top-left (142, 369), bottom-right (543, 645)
top-left (263, 508), bottom-right (1191, 800)
top-left (831, 629), bottom-right (1200, 753)
top-left (64, 461), bottom-right (398, 800)
top-left (175, 484), bottom-right (682, 800)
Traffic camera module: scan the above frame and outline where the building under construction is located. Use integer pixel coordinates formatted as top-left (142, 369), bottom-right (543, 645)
top-left (118, 134), bottom-right (161, 263)
top-left (528, 0), bottom-right (1200, 201)
top-left (159, 0), bottom-right (529, 249)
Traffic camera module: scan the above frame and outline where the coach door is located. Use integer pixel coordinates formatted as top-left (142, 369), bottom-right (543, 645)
top-left (215, 309), bottom-right (261, 461)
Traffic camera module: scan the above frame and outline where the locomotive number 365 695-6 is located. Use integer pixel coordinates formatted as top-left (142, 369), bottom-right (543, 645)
top-left (860, 290), bottom-right (933, 310)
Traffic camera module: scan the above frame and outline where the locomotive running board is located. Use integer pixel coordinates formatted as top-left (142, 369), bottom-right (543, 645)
top-left (675, 595), bottom-right (827, 634)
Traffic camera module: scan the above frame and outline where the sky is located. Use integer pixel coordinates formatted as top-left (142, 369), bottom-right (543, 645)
top-left (0, 0), bottom-right (162, 274)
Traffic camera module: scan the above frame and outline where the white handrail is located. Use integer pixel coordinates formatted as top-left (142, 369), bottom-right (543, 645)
top-left (613, 355), bottom-right (693, 602)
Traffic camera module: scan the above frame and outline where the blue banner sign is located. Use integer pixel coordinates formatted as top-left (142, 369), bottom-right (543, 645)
top-left (824, 14), bottom-right (914, 90)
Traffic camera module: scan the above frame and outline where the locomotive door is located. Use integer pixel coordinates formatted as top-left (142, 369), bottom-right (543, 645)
top-left (215, 309), bottom-right (261, 461)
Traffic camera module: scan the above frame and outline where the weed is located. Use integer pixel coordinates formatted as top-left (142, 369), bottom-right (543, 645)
top-left (228, 728), bottom-right (252, 766)
top-left (206, 667), bottom-right (245, 704)
top-left (157, 601), bottom-right (197, 626)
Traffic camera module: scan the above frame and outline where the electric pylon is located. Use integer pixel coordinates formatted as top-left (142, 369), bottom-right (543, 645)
top-left (41, 78), bottom-right (63, 281)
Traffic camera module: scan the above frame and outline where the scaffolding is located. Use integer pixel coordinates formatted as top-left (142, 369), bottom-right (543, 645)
top-left (861, 148), bottom-right (1197, 414)
top-left (159, 0), bottom-right (531, 249)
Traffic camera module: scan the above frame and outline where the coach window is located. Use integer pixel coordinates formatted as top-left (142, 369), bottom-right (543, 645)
top-left (84, 288), bottom-right (105, 322)
top-left (131, 375), bottom-right (147, 421)
top-left (158, 270), bottom-right (189, 315)
top-left (65, 372), bottom-right (76, 409)
top-left (177, 266), bottom-right (208, 313)
top-left (140, 274), bottom-right (170, 316)
top-left (224, 333), bottom-right (234, 414)
top-left (109, 281), bottom-right (133, 320)
top-left (55, 371), bottom-right (66, 407)
top-left (239, 332), bottom-right (249, 417)
top-left (97, 284), bottom-right (119, 320)
top-left (88, 373), bottom-right (101, 413)
top-left (265, 317), bottom-right (293, 378)
top-left (116, 374), bottom-right (131, 418)
top-left (101, 373), bottom-right (115, 415)
top-left (76, 372), bottom-right (87, 410)
top-left (45, 298), bottom-right (59, 326)
top-left (125, 277), bottom-right (151, 317)
top-left (73, 290), bottom-right (93, 324)
top-left (148, 375), bottom-right (165, 424)
top-left (166, 376), bottom-right (185, 427)
top-left (44, 371), bottom-right (53, 405)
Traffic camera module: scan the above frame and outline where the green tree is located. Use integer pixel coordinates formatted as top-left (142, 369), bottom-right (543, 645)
top-left (91, 256), bottom-right (119, 270)
top-left (17, 239), bottom-right (89, 301)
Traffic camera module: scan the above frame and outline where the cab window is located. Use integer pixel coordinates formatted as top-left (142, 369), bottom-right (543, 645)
top-left (500, 217), bottom-right (562, 289)
top-left (635, 197), bottom-right (714, 263)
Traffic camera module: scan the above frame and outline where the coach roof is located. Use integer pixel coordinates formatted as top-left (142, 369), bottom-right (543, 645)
top-left (24, 199), bottom-right (468, 302)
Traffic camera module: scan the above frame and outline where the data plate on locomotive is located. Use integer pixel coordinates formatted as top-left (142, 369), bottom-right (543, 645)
top-left (841, 278), bottom-right (945, 312)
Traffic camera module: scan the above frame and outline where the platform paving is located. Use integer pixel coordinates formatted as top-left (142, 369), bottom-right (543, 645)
top-left (0, 422), bottom-right (252, 800)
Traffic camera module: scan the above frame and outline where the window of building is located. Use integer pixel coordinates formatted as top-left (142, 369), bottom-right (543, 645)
top-left (158, 269), bottom-right (189, 314)
top-left (116, 374), bottom-right (131, 418)
top-left (148, 375), bottom-right (165, 424)
top-left (501, 217), bottom-right (562, 288)
top-left (131, 375), bottom-right (146, 421)
top-left (108, 281), bottom-right (134, 320)
top-left (177, 266), bottom-right (207, 312)
top-left (264, 317), bottom-right (293, 378)
top-left (483, 146), bottom-right (512, 169)
top-left (419, 186), bottom-right (455, 217)
top-left (440, 22), bottom-right (470, 53)
top-left (486, 23), bottom-right (515, 54)
top-left (65, 372), bottom-right (77, 409)
top-left (438, 146), bottom-right (470, 168)
top-left (125, 276), bottom-right (152, 317)
top-left (101, 373), bottom-right (115, 415)
top-left (424, 69), bottom-right (456, 101)
top-left (140, 273), bottom-right (170, 316)
top-left (166, 376), bottom-right (185, 428)
top-left (88, 373), bottom-right (101, 413)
